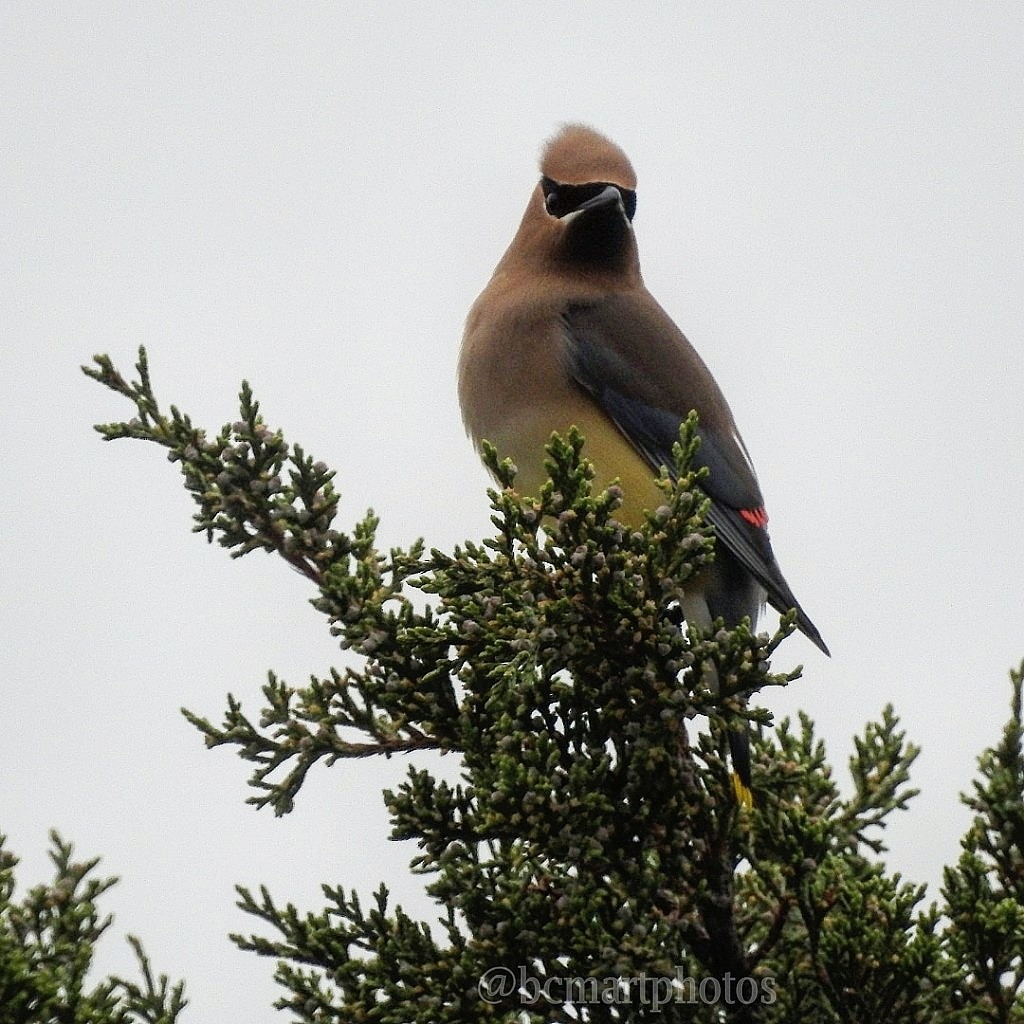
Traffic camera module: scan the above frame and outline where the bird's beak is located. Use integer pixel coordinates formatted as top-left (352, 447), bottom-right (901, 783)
top-left (577, 185), bottom-right (625, 214)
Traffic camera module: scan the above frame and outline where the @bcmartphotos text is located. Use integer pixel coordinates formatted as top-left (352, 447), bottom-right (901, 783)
top-left (477, 966), bottom-right (777, 1012)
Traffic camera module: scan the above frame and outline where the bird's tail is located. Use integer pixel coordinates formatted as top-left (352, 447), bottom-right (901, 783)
top-left (728, 727), bottom-right (753, 809)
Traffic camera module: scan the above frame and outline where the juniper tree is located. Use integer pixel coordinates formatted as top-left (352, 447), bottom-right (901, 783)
top-left (0, 830), bottom-right (186, 1024)
top-left (69, 347), bottom-right (1024, 1023)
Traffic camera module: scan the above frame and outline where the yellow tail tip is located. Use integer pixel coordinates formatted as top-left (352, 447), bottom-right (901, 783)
top-left (731, 773), bottom-right (754, 810)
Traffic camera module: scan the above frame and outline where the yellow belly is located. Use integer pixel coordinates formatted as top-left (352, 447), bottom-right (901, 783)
top-left (487, 395), bottom-right (663, 528)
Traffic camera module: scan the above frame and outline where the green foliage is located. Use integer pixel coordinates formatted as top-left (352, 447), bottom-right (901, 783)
top-left (80, 348), bottom-right (1024, 1022)
top-left (0, 831), bottom-right (186, 1024)
top-left (940, 664), bottom-right (1024, 1023)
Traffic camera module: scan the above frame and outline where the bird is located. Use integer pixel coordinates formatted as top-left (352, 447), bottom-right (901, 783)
top-left (458, 124), bottom-right (829, 807)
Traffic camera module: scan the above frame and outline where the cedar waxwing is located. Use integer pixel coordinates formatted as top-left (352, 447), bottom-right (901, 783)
top-left (458, 125), bottom-right (829, 806)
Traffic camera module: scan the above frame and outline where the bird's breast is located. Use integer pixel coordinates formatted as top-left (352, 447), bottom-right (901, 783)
top-left (460, 280), bottom-right (666, 525)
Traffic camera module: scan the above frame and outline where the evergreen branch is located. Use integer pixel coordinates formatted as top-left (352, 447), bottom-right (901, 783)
top-left (838, 705), bottom-right (921, 855)
top-left (83, 347), bottom-right (350, 583)
top-left (0, 831), bottom-right (187, 1022)
top-left (111, 936), bottom-right (189, 1024)
top-left (181, 672), bottom-right (446, 816)
top-left (940, 661), bottom-right (1024, 1018)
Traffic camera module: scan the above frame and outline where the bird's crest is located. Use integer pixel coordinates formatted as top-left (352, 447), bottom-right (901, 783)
top-left (541, 124), bottom-right (637, 190)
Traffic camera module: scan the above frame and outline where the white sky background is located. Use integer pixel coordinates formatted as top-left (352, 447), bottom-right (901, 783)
top-left (3, 2), bottom-right (1023, 1019)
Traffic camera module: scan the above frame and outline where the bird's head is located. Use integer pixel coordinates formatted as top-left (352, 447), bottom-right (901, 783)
top-left (514, 125), bottom-right (640, 276)
top-left (541, 124), bottom-right (637, 216)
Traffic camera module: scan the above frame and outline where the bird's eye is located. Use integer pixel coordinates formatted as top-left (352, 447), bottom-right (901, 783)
top-left (541, 176), bottom-right (562, 215)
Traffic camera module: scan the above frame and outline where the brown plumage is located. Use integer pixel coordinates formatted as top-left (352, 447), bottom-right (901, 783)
top-left (459, 125), bottom-right (828, 805)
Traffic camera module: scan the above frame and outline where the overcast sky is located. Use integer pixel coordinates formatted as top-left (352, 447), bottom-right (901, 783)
top-left (3, 3), bottom-right (1023, 1019)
